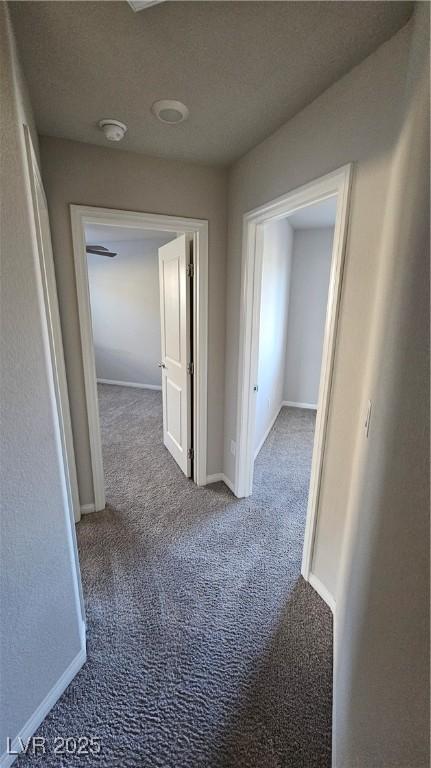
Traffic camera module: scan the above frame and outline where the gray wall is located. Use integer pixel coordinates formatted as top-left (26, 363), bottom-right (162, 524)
top-left (40, 137), bottom-right (228, 504)
top-left (224, 20), bottom-right (413, 601)
top-left (284, 227), bottom-right (333, 406)
top-left (0, 5), bottom-right (84, 759)
top-left (334, 5), bottom-right (429, 765)
top-left (254, 218), bottom-right (292, 454)
top-left (87, 237), bottom-right (171, 388)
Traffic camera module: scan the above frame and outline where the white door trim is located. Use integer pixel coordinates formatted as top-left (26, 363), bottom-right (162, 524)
top-left (235, 164), bottom-right (352, 584)
top-left (70, 205), bottom-right (208, 511)
top-left (23, 129), bottom-right (82, 523)
top-left (23, 122), bottom-right (87, 616)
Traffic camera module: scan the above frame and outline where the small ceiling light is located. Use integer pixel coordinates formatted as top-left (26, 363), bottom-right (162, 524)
top-left (127, 0), bottom-right (165, 10)
top-left (152, 100), bottom-right (189, 125)
top-left (98, 119), bottom-right (128, 142)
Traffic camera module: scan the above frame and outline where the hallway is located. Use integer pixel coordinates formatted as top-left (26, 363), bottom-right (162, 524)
top-left (18, 387), bottom-right (332, 768)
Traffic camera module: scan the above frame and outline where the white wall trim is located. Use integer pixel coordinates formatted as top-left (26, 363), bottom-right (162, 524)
top-left (222, 474), bottom-right (235, 493)
top-left (70, 209), bottom-right (106, 512)
top-left (97, 378), bottom-right (162, 391)
top-left (206, 473), bottom-right (235, 493)
top-left (0, 639), bottom-right (86, 768)
top-left (22, 125), bottom-right (86, 629)
top-left (254, 401), bottom-right (283, 460)
top-left (23, 129), bottom-right (82, 524)
top-left (308, 572), bottom-right (335, 613)
top-left (234, 164), bottom-right (353, 591)
top-left (282, 400), bottom-right (317, 410)
top-left (80, 503), bottom-right (95, 515)
top-left (70, 205), bottom-right (208, 511)
top-left (206, 472), bottom-right (224, 484)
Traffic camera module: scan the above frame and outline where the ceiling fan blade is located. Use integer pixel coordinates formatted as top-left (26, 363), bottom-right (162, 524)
top-left (86, 245), bottom-right (117, 257)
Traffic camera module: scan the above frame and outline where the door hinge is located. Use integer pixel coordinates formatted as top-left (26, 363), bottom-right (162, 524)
top-left (187, 361), bottom-right (194, 375)
top-left (187, 263), bottom-right (194, 278)
top-left (187, 448), bottom-right (194, 460)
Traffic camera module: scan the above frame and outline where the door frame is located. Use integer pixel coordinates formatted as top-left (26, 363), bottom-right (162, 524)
top-left (24, 132), bottom-right (81, 522)
top-left (235, 164), bottom-right (352, 585)
top-left (70, 205), bottom-right (208, 512)
top-left (23, 125), bottom-right (85, 624)
top-left (23, 129), bottom-right (81, 525)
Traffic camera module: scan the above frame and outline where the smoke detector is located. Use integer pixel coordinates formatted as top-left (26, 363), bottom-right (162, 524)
top-left (98, 119), bottom-right (127, 142)
top-left (151, 100), bottom-right (189, 125)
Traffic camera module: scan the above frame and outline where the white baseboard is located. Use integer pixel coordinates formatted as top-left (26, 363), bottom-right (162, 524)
top-left (254, 402), bottom-right (284, 460)
top-left (308, 572), bottom-right (336, 613)
top-left (222, 474), bottom-right (235, 493)
top-left (206, 473), bottom-right (235, 494)
top-left (80, 503), bottom-right (95, 515)
top-left (0, 636), bottom-right (86, 768)
top-left (206, 473), bottom-right (223, 484)
top-left (97, 378), bottom-right (162, 391)
top-left (282, 400), bottom-right (317, 410)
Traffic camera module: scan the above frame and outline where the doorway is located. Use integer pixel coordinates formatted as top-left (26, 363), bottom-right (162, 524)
top-left (235, 166), bottom-right (352, 608)
top-left (70, 206), bottom-right (209, 515)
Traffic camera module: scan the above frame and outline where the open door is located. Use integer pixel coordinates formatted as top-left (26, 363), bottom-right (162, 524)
top-left (158, 234), bottom-right (192, 477)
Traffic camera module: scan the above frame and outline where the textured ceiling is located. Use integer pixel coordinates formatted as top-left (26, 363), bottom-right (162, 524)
top-left (10, 1), bottom-right (413, 166)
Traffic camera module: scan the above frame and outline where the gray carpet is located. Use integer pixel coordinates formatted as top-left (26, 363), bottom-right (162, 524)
top-left (17, 386), bottom-right (332, 767)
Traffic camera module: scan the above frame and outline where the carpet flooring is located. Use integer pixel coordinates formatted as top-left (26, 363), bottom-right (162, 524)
top-left (17, 386), bottom-right (332, 768)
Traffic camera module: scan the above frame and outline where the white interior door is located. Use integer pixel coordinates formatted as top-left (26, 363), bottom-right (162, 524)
top-left (158, 234), bottom-right (192, 476)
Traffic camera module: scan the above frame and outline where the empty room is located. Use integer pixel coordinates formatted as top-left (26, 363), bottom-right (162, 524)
top-left (251, 197), bottom-right (337, 602)
top-left (1, 2), bottom-right (429, 768)
top-left (84, 222), bottom-right (187, 515)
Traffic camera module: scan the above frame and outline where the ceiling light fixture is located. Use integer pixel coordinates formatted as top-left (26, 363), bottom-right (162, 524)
top-left (151, 100), bottom-right (189, 125)
top-left (98, 119), bottom-right (128, 142)
top-left (127, 0), bottom-right (165, 11)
